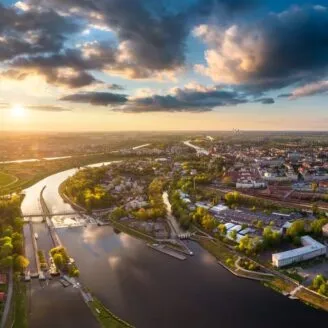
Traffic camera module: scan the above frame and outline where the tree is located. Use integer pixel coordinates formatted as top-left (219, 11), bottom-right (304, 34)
top-left (287, 220), bottom-right (305, 238)
top-left (14, 255), bottom-right (29, 272)
top-left (256, 220), bottom-right (264, 229)
top-left (3, 226), bottom-right (13, 237)
top-left (12, 239), bottom-right (23, 255)
top-left (0, 256), bottom-right (13, 269)
top-left (262, 227), bottom-right (281, 248)
top-left (312, 274), bottom-right (326, 289)
top-left (318, 283), bottom-right (327, 296)
top-left (1, 242), bottom-right (13, 257)
top-left (229, 229), bottom-right (237, 241)
top-left (110, 207), bottom-right (127, 221)
top-left (310, 218), bottom-right (328, 236)
top-left (218, 224), bottom-right (227, 235)
top-left (53, 253), bottom-right (64, 269)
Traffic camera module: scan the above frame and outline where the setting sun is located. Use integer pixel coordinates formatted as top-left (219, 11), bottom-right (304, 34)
top-left (10, 104), bottom-right (27, 118)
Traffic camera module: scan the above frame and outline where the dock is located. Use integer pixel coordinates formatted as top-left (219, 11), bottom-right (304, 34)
top-left (147, 244), bottom-right (186, 260)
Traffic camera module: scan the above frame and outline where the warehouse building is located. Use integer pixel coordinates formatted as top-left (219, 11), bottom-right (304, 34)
top-left (272, 236), bottom-right (327, 268)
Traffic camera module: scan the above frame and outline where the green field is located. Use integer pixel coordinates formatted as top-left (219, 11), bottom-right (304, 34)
top-left (0, 172), bottom-right (17, 188)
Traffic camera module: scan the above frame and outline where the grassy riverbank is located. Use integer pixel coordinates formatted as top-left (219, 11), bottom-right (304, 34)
top-left (0, 153), bottom-right (124, 195)
top-left (197, 236), bottom-right (328, 311)
top-left (196, 237), bottom-right (236, 268)
top-left (88, 297), bottom-right (134, 328)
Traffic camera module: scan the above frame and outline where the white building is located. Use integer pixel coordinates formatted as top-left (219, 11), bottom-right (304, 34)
top-left (272, 236), bottom-right (327, 268)
top-left (209, 204), bottom-right (228, 215)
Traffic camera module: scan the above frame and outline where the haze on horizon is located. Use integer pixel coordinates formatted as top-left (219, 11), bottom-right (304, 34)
top-left (0, 0), bottom-right (328, 132)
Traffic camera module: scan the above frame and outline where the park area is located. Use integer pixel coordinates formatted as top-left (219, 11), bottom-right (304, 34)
top-left (0, 172), bottom-right (17, 189)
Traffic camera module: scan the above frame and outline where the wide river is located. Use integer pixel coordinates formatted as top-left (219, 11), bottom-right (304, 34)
top-left (21, 163), bottom-right (327, 327)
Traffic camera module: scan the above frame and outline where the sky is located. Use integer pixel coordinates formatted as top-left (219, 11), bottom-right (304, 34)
top-left (0, 0), bottom-right (328, 131)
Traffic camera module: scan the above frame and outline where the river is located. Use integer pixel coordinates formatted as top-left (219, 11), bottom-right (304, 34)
top-left (21, 164), bottom-right (328, 327)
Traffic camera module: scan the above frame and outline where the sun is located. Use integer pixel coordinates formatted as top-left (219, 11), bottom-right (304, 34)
top-left (10, 104), bottom-right (27, 118)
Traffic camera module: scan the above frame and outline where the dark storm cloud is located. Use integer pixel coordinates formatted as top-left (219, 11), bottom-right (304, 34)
top-left (252, 6), bottom-right (328, 89)
top-left (60, 92), bottom-right (128, 106)
top-left (19, 0), bottom-right (254, 79)
top-left (0, 4), bottom-right (80, 61)
top-left (197, 5), bottom-right (328, 93)
top-left (114, 87), bottom-right (249, 113)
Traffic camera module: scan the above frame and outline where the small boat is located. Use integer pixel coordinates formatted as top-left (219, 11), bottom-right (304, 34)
top-left (34, 233), bottom-right (38, 239)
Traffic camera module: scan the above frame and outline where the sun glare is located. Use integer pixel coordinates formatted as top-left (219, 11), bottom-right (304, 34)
top-left (10, 104), bottom-right (27, 118)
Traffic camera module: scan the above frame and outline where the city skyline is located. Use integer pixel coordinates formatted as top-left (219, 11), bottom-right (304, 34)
top-left (1, 0), bottom-right (328, 131)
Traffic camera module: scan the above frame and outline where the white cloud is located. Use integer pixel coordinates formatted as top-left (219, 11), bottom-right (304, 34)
top-left (15, 1), bottom-right (30, 11)
top-left (194, 24), bottom-right (264, 84)
top-left (290, 80), bottom-right (328, 99)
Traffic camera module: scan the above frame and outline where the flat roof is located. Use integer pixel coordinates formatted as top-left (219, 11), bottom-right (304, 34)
top-left (224, 223), bottom-right (235, 229)
top-left (272, 236), bottom-right (326, 261)
top-left (228, 225), bottom-right (242, 232)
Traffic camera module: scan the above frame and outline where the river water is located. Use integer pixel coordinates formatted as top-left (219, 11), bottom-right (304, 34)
top-left (21, 164), bottom-right (328, 327)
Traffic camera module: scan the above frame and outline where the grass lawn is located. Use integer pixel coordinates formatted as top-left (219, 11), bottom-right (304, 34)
top-left (0, 172), bottom-right (17, 188)
top-left (89, 297), bottom-right (134, 328)
top-left (196, 237), bottom-right (237, 268)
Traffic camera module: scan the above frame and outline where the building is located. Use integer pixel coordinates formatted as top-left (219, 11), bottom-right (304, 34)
top-left (272, 236), bottom-right (327, 268)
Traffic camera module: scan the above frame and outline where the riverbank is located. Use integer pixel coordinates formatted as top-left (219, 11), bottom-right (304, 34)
top-left (196, 236), bottom-right (328, 312)
top-left (87, 296), bottom-right (134, 328)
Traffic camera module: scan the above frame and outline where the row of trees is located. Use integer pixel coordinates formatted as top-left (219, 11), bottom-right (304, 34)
top-left (224, 191), bottom-right (283, 212)
top-left (312, 274), bottom-right (328, 296)
top-left (50, 246), bottom-right (79, 277)
top-left (64, 167), bottom-right (112, 210)
top-left (0, 196), bottom-right (29, 272)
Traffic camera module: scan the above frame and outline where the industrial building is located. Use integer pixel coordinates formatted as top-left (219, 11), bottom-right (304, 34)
top-left (272, 236), bottom-right (327, 268)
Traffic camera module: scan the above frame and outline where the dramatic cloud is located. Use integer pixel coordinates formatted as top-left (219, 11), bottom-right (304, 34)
top-left (107, 83), bottom-right (125, 91)
top-left (194, 6), bottom-right (328, 92)
top-left (0, 3), bottom-right (80, 61)
top-left (289, 80), bottom-right (328, 99)
top-left (13, 0), bottom-right (253, 81)
top-left (60, 92), bottom-right (128, 106)
top-left (114, 85), bottom-right (249, 113)
top-left (254, 98), bottom-right (275, 104)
